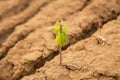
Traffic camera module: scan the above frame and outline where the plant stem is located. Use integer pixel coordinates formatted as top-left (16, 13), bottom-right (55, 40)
top-left (59, 19), bottom-right (63, 65)
top-left (60, 23), bottom-right (62, 33)
top-left (57, 18), bottom-right (63, 65)
top-left (59, 46), bottom-right (62, 65)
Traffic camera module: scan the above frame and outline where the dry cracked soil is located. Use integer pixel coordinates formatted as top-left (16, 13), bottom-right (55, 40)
top-left (0, 0), bottom-right (120, 80)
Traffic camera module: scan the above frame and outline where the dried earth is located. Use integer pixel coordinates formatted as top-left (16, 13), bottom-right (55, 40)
top-left (0, 0), bottom-right (120, 80)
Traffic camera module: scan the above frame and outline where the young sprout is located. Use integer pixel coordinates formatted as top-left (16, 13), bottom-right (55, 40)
top-left (54, 18), bottom-right (67, 65)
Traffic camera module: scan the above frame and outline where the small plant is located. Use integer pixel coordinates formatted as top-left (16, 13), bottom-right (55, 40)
top-left (54, 19), bottom-right (67, 65)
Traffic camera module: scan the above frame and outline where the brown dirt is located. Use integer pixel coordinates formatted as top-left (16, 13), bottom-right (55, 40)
top-left (0, 0), bottom-right (120, 80)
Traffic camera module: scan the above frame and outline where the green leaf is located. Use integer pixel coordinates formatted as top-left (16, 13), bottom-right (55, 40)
top-left (62, 23), bottom-right (67, 36)
top-left (54, 21), bottom-right (67, 47)
top-left (55, 32), bottom-right (67, 47)
top-left (54, 23), bottom-right (60, 35)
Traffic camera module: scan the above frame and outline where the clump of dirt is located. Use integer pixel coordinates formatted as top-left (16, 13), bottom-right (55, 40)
top-left (0, 0), bottom-right (120, 80)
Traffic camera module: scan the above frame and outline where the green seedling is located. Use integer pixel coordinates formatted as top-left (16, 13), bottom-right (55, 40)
top-left (54, 19), bottom-right (67, 65)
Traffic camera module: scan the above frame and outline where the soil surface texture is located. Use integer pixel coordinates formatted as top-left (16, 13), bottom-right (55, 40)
top-left (0, 0), bottom-right (120, 80)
